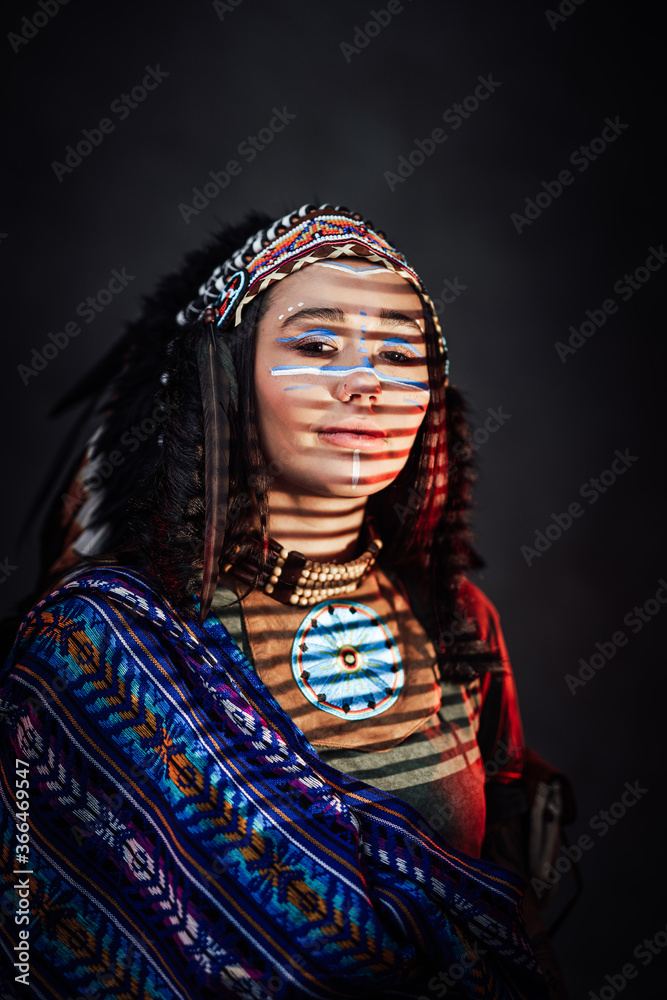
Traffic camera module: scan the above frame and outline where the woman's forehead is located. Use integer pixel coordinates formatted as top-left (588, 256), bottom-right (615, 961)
top-left (262, 258), bottom-right (425, 321)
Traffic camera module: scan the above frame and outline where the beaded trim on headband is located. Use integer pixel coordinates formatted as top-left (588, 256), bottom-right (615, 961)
top-left (176, 203), bottom-right (448, 373)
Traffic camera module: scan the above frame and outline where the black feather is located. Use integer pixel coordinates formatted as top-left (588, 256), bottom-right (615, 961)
top-left (198, 321), bottom-right (232, 622)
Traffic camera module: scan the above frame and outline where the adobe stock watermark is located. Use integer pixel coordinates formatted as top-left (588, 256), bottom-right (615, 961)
top-left (394, 406), bottom-right (511, 524)
top-left (587, 917), bottom-right (667, 1000)
top-left (565, 578), bottom-right (667, 694)
top-left (426, 938), bottom-right (489, 996)
top-left (530, 778), bottom-right (648, 902)
top-left (225, 441), bottom-right (300, 524)
top-left (17, 267), bottom-right (136, 385)
top-left (51, 65), bottom-right (170, 182)
top-left (430, 276), bottom-right (468, 316)
top-left (555, 244), bottom-right (666, 362)
top-left (544, 0), bottom-right (586, 31)
top-left (178, 106), bottom-right (296, 224)
top-left (384, 74), bottom-right (502, 192)
top-left (0, 559), bottom-right (18, 585)
top-left (53, 396), bottom-right (179, 558)
top-left (420, 738), bottom-right (521, 837)
top-left (339, 0), bottom-right (413, 62)
top-left (511, 116), bottom-right (629, 234)
top-left (66, 394), bottom-right (179, 499)
top-left (520, 447), bottom-right (638, 566)
top-left (13, 661), bottom-right (77, 725)
top-left (12, 759), bottom-right (32, 986)
top-left (8, 0), bottom-right (71, 54)
top-left (212, 0), bottom-right (244, 21)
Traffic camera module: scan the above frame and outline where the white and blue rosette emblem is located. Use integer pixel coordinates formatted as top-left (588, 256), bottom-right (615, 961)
top-left (291, 601), bottom-right (404, 720)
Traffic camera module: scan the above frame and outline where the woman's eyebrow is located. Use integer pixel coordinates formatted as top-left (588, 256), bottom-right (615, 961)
top-left (278, 306), bottom-right (423, 333)
top-left (379, 309), bottom-right (424, 332)
top-left (279, 306), bottom-right (345, 329)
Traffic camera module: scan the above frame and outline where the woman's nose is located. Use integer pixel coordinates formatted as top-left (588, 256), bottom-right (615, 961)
top-left (336, 359), bottom-right (383, 402)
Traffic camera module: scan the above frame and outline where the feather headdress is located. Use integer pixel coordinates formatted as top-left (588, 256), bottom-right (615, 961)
top-left (43, 204), bottom-right (449, 625)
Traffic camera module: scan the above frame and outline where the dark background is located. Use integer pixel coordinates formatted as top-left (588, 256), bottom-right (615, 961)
top-left (2, 0), bottom-right (665, 994)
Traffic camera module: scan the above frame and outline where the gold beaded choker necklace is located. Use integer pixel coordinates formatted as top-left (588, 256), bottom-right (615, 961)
top-left (223, 525), bottom-right (383, 607)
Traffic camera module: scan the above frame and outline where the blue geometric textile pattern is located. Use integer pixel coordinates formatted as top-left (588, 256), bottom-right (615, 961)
top-left (0, 566), bottom-right (548, 999)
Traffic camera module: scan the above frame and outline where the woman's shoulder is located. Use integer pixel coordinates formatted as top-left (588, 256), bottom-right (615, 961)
top-left (456, 577), bottom-right (502, 636)
top-left (387, 565), bottom-right (506, 658)
top-left (6, 562), bottom-right (174, 660)
top-left (454, 577), bottom-right (513, 673)
top-left (36, 561), bottom-right (162, 613)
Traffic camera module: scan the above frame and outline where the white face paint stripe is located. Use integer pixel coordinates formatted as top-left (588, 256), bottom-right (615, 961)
top-left (311, 261), bottom-right (388, 276)
top-left (269, 365), bottom-right (430, 392)
top-left (352, 449), bottom-right (360, 488)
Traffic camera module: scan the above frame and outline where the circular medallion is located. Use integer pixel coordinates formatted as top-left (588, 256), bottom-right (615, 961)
top-left (291, 600), bottom-right (404, 720)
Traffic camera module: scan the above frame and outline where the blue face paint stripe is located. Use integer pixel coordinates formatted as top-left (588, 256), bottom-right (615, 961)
top-left (403, 398), bottom-right (426, 410)
top-left (284, 385), bottom-right (316, 391)
top-left (275, 328), bottom-right (338, 343)
top-left (383, 338), bottom-right (425, 357)
top-left (271, 364), bottom-right (369, 374)
top-left (269, 364), bottom-right (429, 391)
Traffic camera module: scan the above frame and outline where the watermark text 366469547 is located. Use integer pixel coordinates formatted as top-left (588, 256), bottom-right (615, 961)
top-left (13, 758), bottom-right (32, 986)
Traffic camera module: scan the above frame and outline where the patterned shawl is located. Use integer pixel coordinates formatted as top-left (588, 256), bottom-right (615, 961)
top-left (0, 566), bottom-right (547, 999)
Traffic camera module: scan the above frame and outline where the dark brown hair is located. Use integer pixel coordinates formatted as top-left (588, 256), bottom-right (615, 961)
top-left (22, 212), bottom-right (495, 680)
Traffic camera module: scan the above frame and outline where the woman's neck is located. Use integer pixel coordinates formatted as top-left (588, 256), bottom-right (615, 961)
top-left (266, 488), bottom-right (368, 562)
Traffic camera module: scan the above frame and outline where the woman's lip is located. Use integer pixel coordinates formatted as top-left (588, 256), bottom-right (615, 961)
top-left (317, 430), bottom-right (387, 452)
top-left (318, 422), bottom-right (386, 437)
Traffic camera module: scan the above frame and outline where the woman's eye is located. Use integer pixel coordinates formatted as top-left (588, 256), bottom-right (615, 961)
top-left (379, 350), bottom-right (423, 365)
top-left (296, 340), bottom-right (336, 355)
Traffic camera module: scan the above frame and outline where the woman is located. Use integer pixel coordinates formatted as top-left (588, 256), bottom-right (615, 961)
top-left (0, 205), bottom-right (563, 998)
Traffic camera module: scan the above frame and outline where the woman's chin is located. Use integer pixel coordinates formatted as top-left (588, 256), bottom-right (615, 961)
top-left (282, 463), bottom-right (403, 499)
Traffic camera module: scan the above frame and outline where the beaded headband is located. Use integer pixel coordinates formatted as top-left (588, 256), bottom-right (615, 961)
top-left (176, 202), bottom-right (448, 375)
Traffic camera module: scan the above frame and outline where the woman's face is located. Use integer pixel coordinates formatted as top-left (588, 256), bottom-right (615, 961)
top-left (253, 258), bottom-right (431, 499)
